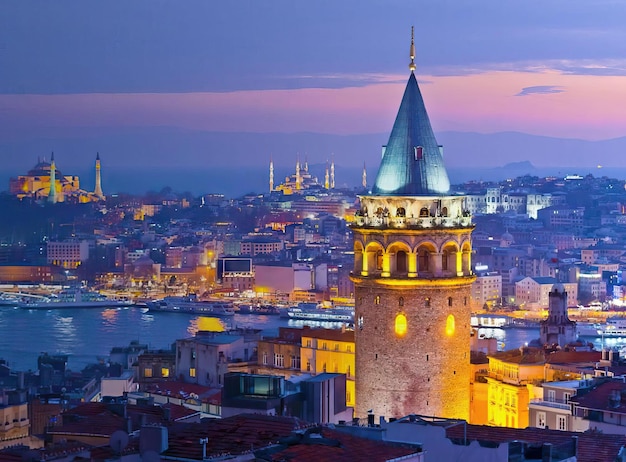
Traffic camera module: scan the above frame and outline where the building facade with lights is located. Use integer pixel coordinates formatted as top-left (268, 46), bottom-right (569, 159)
top-left (351, 31), bottom-right (475, 420)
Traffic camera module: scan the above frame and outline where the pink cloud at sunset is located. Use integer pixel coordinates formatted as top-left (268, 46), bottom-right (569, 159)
top-left (2, 69), bottom-right (625, 141)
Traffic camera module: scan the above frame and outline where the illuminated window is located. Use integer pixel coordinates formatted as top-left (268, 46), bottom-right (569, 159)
top-left (262, 352), bottom-right (268, 365)
top-left (425, 297), bottom-right (431, 307)
top-left (446, 314), bottom-right (455, 336)
top-left (161, 368), bottom-right (170, 378)
top-left (395, 314), bottom-right (408, 337)
top-left (189, 367), bottom-right (196, 378)
top-left (144, 368), bottom-right (153, 378)
top-left (375, 295), bottom-right (380, 305)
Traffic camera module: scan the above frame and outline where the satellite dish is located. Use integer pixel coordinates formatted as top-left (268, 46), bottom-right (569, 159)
top-left (142, 450), bottom-right (161, 462)
top-left (109, 430), bottom-right (129, 454)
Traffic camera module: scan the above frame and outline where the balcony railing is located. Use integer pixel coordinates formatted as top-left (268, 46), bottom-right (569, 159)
top-left (353, 215), bottom-right (473, 229)
top-left (530, 398), bottom-right (571, 411)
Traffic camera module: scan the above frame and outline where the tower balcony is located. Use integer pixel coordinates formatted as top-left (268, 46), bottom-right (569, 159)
top-left (353, 214), bottom-right (472, 230)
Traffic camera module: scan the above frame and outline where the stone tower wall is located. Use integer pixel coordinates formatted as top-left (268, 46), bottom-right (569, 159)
top-left (354, 277), bottom-right (473, 421)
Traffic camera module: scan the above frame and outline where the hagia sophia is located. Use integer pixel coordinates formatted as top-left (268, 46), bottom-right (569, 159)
top-left (9, 153), bottom-right (106, 203)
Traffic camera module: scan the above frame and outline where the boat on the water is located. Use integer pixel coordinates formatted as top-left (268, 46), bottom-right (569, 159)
top-left (284, 303), bottom-right (354, 323)
top-left (577, 318), bottom-right (626, 337)
top-left (146, 295), bottom-right (235, 317)
top-left (237, 304), bottom-right (281, 315)
top-left (18, 289), bottom-right (131, 309)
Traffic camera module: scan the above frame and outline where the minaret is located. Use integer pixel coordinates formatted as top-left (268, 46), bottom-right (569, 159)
top-left (269, 156), bottom-right (274, 192)
top-left (362, 162), bottom-right (367, 189)
top-left (48, 152), bottom-right (57, 204)
top-left (324, 161), bottom-right (330, 189)
top-left (330, 155), bottom-right (335, 189)
top-left (304, 155), bottom-right (309, 173)
top-left (94, 152), bottom-right (105, 200)
top-left (351, 29), bottom-right (475, 421)
top-left (295, 156), bottom-right (301, 190)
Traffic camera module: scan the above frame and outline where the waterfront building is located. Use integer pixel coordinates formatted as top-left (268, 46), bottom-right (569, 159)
top-left (46, 240), bottom-right (90, 269)
top-left (515, 277), bottom-right (578, 309)
top-left (351, 30), bottom-right (475, 420)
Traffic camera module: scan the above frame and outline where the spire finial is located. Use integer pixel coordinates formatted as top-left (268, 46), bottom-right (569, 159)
top-left (409, 26), bottom-right (416, 72)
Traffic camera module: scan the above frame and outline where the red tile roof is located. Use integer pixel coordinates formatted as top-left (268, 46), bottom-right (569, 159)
top-left (142, 380), bottom-right (222, 405)
top-left (164, 413), bottom-right (310, 460)
top-left (445, 423), bottom-right (626, 462)
top-left (546, 350), bottom-right (601, 364)
top-left (570, 380), bottom-right (626, 412)
top-left (265, 427), bottom-right (421, 462)
top-left (48, 402), bottom-right (193, 437)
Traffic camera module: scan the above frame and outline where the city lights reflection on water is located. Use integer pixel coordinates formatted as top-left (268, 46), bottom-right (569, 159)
top-left (0, 306), bottom-right (616, 372)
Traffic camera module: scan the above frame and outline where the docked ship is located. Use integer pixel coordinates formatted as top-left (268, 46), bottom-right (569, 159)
top-left (146, 295), bottom-right (235, 317)
top-left (578, 318), bottom-right (626, 337)
top-left (284, 303), bottom-right (354, 323)
top-left (18, 289), bottom-right (131, 309)
top-left (236, 304), bottom-right (281, 315)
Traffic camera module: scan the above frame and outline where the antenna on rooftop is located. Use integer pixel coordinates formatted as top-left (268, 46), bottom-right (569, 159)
top-left (109, 430), bottom-right (129, 456)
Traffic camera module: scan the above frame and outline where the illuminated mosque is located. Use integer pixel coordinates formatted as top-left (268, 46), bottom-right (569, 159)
top-left (351, 29), bottom-right (475, 420)
top-left (9, 153), bottom-right (106, 203)
top-left (270, 155), bottom-right (368, 194)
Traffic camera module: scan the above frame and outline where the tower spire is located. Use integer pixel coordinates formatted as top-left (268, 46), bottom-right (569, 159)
top-left (94, 152), bottom-right (105, 200)
top-left (362, 162), bottom-right (367, 189)
top-left (48, 152), bottom-right (57, 204)
top-left (409, 26), bottom-right (416, 72)
top-left (324, 160), bottom-right (330, 189)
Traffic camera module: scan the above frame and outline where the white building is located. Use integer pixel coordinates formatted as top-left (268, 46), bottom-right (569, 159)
top-left (515, 277), bottom-right (578, 309)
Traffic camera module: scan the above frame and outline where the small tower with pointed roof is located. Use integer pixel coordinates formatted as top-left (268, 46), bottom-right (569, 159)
top-left (93, 152), bottom-right (105, 200)
top-left (540, 284), bottom-right (577, 347)
top-left (351, 29), bottom-right (475, 421)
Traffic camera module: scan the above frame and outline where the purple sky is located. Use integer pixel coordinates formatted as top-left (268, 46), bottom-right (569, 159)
top-left (2, 1), bottom-right (626, 175)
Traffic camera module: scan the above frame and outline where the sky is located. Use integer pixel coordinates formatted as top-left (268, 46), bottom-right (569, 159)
top-left (2, 1), bottom-right (626, 184)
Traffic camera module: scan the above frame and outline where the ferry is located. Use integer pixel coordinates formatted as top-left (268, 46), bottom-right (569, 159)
top-left (18, 289), bottom-right (131, 309)
top-left (284, 303), bottom-right (354, 323)
top-left (146, 295), bottom-right (235, 317)
top-left (577, 318), bottom-right (626, 337)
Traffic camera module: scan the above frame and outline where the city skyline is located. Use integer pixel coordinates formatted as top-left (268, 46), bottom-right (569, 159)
top-left (2, 1), bottom-right (626, 194)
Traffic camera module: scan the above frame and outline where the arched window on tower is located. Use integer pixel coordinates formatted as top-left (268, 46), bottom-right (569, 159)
top-left (396, 207), bottom-right (406, 217)
top-left (399, 297), bottom-right (404, 307)
top-left (419, 207), bottom-right (429, 217)
top-left (376, 250), bottom-right (383, 271)
top-left (396, 250), bottom-right (408, 274)
top-left (425, 297), bottom-right (431, 307)
top-left (442, 250), bottom-right (449, 271)
top-left (418, 249), bottom-right (430, 272)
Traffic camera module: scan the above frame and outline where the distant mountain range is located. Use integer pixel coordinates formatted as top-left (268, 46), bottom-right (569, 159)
top-left (1, 128), bottom-right (625, 197)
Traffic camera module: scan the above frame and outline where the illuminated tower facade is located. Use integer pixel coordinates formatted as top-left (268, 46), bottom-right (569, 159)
top-left (351, 29), bottom-right (475, 421)
top-left (48, 152), bottom-right (58, 204)
top-left (94, 152), bottom-right (105, 200)
top-left (269, 157), bottom-right (274, 192)
top-left (295, 157), bottom-right (302, 191)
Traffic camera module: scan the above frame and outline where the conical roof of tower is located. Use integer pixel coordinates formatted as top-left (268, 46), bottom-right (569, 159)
top-left (372, 72), bottom-right (450, 196)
